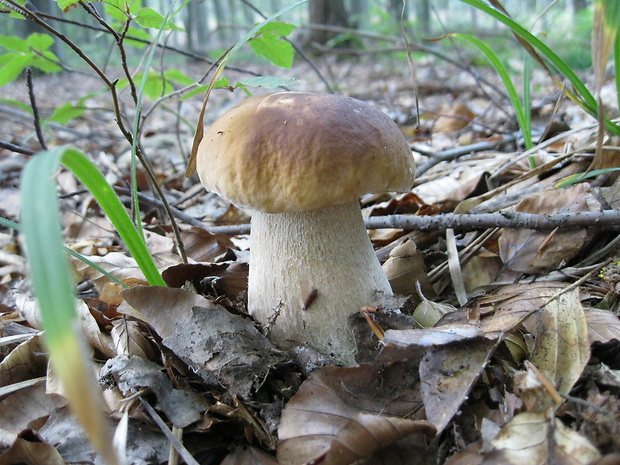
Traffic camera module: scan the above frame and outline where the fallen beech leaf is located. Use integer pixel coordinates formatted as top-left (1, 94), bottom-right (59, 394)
top-left (110, 319), bottom-right (157, 360)
top-left (499, 184), bottom-right (601, 273)
top-left (181, 226), bottom-right (236, 262)
top-left (585, 307), bottom-right (620, 344)
top-left (486, 411), bottom-right (601, 464)
top-left (100, 355), bottom-right (208, 428)
top-left (412, 297), bottom-right (455, 328)
top-left (0, 432), bottom-right (68, 465)
top-left (39, 407), bottom-right (170, 465)
top-left (382, 239), bottom-right (434, 298)
top-left (278, 363), bottom-right (434, 465)
top-left (530, 286), bottom-right (590, 395)
top-left (221, 445), bottom-right (278, 465)
top-left (378, 324), bottom-right (488, 363)
top-left (434, 102), bottom-right (476, 133)
top-left (70, 251), bottom-right (147, 294)
top-left (0, 379), bottom-right (66, 448)
top-left (120, 286), bottom-right (285, 398)
top-left (313, 413), bottom-right (436, 465)
top-left (420, 336), bottom-right (498, 432)
top-left (162, 261), bottom-right (248, 300)
top-left (0, 335), bottom-right (47, 387)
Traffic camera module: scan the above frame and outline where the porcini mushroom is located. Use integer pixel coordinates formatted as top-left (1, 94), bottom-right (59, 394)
top-left (196, 92), bottom-right (415, 365)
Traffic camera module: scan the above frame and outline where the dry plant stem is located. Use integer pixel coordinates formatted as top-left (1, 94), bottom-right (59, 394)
top-left (249, 201), bottom-right (392, 366)
top-left (139, 398), bottom-right (200, 465)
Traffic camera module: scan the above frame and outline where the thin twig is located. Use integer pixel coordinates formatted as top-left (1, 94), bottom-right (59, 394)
top-left (0, 140), bottom-right (35, 156)
top-left (415, 133), bottom-right (518, 176)
top-left (122, 197), bottom-right (620, 236)
top-left (25, 68), bottom-right (47, 150)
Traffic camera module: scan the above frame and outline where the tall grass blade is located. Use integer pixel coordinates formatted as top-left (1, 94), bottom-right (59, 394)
top-left (59, 147), bottom-right (166, 286)
top-left (21, 146), bottom-right (122, 465)
top-left (458, 0), bottom-right (620, 136)
top-left (593, 0), bottom-right (620, 95)
top-left (450, 33), bottom-right (532, 150)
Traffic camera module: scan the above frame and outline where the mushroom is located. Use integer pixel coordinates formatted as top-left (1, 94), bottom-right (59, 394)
top-left (196, 92), bottom-right (415, 365)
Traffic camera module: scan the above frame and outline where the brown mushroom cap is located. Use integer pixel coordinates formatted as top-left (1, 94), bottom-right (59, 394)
top-left (196, 92), bottom-right (416, 213)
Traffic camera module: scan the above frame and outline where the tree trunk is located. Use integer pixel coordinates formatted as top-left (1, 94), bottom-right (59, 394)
top-left (415, 0), bottom-right (431, 37)
top-left (307, 0), bottom-right (351, 48)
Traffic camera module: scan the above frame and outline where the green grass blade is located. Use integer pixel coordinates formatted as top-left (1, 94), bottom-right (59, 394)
top-left (60, 147), bottom-right (166, 286)
top-left (451, 33), bottom-right (532, 150)
top-left (459, 0), bottom-right (620, 136)
top-left (21, 146), bottom-right (121, 465)
top-left (616, 31), bottom-right (620, 113)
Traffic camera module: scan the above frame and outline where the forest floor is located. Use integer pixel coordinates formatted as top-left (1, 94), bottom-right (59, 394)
top-left (1, 53), bottom-right (620, 465)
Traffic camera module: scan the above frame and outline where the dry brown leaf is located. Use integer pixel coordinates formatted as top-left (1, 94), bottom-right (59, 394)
top-left (100, 355), bottom-right (209, 428)
top-left (0, 432), bottom-right (69, 465)
top-left (382, 239), bottom-right (434, 297)
top-left (76, 300), bottom-right (116, 358)
top-left (120, 286), bottom-right (285, 398)
top-left (70, 252), bottom-right (147, 296)
top-left (419, 336), bottom-right (497, 432)
top-left (483, 411), bottom-right (601, 464)
top-left (0, 379), bottom-right (66, 448)
top-left (220, 445), bottom-right (279, 465)
top-left (110, 319), bottom-right (157, 360)
top-left (312, 413), bottom-right (435, 465)
top-left (412, 297), bottom-right (455, 328)
top-left (530, 286), bottom-right (590, 395)
top-left (585, 307), bottom-right (620, 344)
top-left (498, 183), bottom-right (601, 273)
top-left (181, 226), bottom-right (236, 262)
top-left (434, 102), bottom-right (476, 134)
top-left (277, 363), bottom-right (434, 465)
top-left (0, 335), bottom-right (47, 387)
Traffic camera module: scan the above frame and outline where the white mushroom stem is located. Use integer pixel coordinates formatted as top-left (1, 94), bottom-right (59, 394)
top-left (248, 200), bottom-right (392, 366)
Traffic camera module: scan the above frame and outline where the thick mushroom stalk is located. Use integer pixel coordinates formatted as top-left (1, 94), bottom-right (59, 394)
top-left (249, 201), bottom-right (390, 366)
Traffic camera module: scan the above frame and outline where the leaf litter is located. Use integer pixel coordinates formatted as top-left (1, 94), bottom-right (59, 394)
top-left (1, 59), bottom-right (620, 465)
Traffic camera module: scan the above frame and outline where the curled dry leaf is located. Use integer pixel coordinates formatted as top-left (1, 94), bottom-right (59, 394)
top-left (100, 355), bottom-right (209, 428)
top-left (499, 183), bottom-right (601, 273)
top-left (278, 363), bottom-right (435, 465)
top-left (110, 319), bottom-right (157, 360)
top-left (434, 102), bottom-right (477, 134)
top-left (0, 335), bottom-right (47, 387)
top-left (70, 251), bottom-right (148, 301)
top-left (311, 413), bottom-right (436, 465)
top-left (0, 431), bottom-right (68, 465)
top-left (382, 239), bottom-right (434, 298)
top-left (180, 226), bottom-right (237, 262)
top-left (0, 379), bottom-right (66, 448)
top-left (419, 336), bottom-right (498, 432)
top-left (484, 411), bottom-right (601, 464)
top-left (221, 445), bottom-right (279, 465)
top-left (530, 286), bottom-right (590, 396)
top-left (378, 323), bottom-right (498, 433)
top-left (120, 286), bottom-right (286, 399)
top-left (412, 295), bottom-right (455, 329)
top-left (584, 307), bottom-right (620, 344)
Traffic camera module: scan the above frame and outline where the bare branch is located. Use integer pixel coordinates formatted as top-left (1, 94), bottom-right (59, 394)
top-left (201, 209), bottom-right (620, 236)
